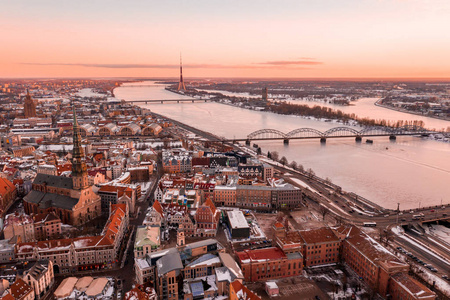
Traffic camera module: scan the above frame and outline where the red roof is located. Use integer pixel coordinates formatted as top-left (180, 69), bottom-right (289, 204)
top-left (9, 279), bottom-right (33, 299)
top-left (236, 247), bottom-right (286, 263)
top-left (152, 200), bottom-right (163, 216)
top-left (230, 280), bottom-right (261, 300)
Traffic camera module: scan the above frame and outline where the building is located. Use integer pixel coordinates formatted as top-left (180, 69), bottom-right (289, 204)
top-left (225, 210), bottom-right (250, 240)
top-left (299, 227), bottom-right (340, 267)
top-left (32, 213), bottom-right (62, 241)
top-left (162, 150), bottom-right (192, 174)
top-left (389, 272), bottom-right (436, 300)
top-left (15, 203), bottom-right (128, 274)
top-left (53, 276), bottom-right (114, 299)
top-left (3, 213), bottom-right (35, 243)
top-left (134, 225), bottom-right (161, 259)
top-left (194, 198), bottom-right (220, 237)
top-left (0, 177), bottom-right (17, 218)
top-left (23, 108), bottom-right (101, 226)
top-left (339, 226), bottom-right (429, 299)
top-left (213, 186), bottom-right (236, 207)
top-left (236, 247), bottom-right (303, 282)
top-left (229, 280), bottom-right (261, 300)
top-left (236, 186), bottom-right (272, 210)
top-left (20, 260), bottom-right (54, 300)
top-left (23, 90), bottom-right (36, 119)
top-left (0, 238), bottom-right (15, 263)
top-left (5, 278), bottom-right (35, 300)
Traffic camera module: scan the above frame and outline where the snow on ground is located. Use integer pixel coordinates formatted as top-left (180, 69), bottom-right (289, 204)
top-left (428, 224), bottom-right (450, 244)
top-left (393, 227), bottom-right (450, 266)
top-left (288, 177), bottom-right (321, 194)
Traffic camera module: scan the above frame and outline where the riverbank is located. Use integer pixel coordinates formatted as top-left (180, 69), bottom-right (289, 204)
top-left (375, 98), bottom-right (450, 124)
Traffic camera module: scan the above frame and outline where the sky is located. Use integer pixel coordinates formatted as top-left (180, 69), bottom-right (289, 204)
top-left (1, 0), bottom-right (450, 78)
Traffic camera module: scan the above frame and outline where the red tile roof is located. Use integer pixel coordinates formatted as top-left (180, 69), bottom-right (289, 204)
top-left (10, 278), bottom-right (33, 299)
top-left (299, 227), bottom-right (339, 244)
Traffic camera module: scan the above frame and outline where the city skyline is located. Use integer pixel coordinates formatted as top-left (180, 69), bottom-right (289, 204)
top-left (2, 0), bottom-right (450, 78)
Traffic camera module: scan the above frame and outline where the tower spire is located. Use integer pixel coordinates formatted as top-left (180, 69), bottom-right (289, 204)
top-left (177, 53), bottom-right (186, 91)
top-left (71, 105), bottom-right (88, 189)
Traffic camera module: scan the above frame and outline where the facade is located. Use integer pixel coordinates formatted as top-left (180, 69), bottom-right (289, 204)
top-left (3, 213), bottom-right (35, 243)
top-left (236, 247), bottom-right (303, 282)
top-left (236, 186), bottom-right (272, 210)
top-left (32, 213), bottom-right (62, 241)
top-left (213, 186), bottom-right (236, 207)
top-left (194, 198), bottom-right (220, 237)
top-left (0, 177), bottom-right (17, 218)
top-left (23, 108), bottom-right (101, 226)
top-left (299, 227), bottom-right (340, 267)
top-left (15, 204), bottom-right (128, 274)
top-left (162, 150), bottom-right (192, 174)
top-left (20, 260), bottom-right (54, 300)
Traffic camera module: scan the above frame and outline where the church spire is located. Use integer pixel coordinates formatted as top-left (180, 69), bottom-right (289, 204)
top-left (71, 105), bottom-right (88, 189)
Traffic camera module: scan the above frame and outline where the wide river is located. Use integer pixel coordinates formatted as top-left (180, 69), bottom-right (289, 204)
top-left (115, 81), bottom-right (450, 210)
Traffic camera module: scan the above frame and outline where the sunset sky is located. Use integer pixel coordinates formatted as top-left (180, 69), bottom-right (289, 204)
top-left (1, 0), bottom-right (450, 78)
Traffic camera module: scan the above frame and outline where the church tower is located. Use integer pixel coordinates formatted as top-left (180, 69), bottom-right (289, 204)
top-left (177, 224), bottom-right (185, 248)
top-left (23, 89), bottom-right (36, 118)
top-left (71, 106), bottom-right (89, 190)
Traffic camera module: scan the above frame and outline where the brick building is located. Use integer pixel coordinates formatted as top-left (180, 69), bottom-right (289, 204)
top-left (299, 227), bottom-right (340, 267)
top-left (236, 247), bottom-right (303, 282)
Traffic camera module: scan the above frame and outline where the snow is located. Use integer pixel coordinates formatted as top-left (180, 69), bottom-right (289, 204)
top-left (428, 224), bottom-right (450, 244)
top-left (266, 281), bottom-right (278, 289)
top-left (393, 227), bottom-right (450, 266)
top-left (288, 177), bottom-right (321, 194)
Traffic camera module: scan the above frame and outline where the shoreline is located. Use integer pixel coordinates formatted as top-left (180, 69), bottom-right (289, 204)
top-left (375, 98), bottom-right (450, 123)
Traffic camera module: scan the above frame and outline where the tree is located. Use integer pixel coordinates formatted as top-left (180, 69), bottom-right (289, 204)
top-left (306, 168), bottom-right (315, 179)
top-left (289, 161), bottom-right (298, 170)
top-left (267, 151), bottom-right (271, 159)
top-left (325, 177), bottom-right (332, 184)
top-left (256, 147), bottom-right (262, 155)
top-left (271, 151), bottom-right (279, 161)
top-left (279, 156), bottom-right (288, 166)
top-left (319, 205), bottom-right (329, 221)
top-left (297, 164), bottom-right (304, 172)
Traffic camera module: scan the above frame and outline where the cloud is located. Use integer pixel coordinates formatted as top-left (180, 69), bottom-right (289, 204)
top-left (21, 61), bottom-right (322, 69)
top-left (256, 60), bottom-right (323, 66)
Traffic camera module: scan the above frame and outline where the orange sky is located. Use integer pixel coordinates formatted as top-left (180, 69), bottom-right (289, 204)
top-left (1, 0), bottom-right (450, 78)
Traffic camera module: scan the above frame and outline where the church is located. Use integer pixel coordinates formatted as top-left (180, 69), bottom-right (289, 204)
top-left (23, 89), bottom-right (36, 118)
top-left (23, 107), bottom-right (101, 226)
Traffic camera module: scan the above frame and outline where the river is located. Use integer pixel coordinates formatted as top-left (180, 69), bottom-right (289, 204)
top-left (114, 81), bottom-right (450, 210)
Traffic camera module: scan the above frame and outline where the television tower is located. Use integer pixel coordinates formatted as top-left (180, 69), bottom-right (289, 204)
top-left (177, 54), bottom-right (186, 91)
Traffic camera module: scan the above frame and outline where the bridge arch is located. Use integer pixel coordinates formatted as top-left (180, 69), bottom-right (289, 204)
top-left (324, 127), bottom-right (360, 137)
top-left (359, 126), bottom-right (394, 136)
top-left (286, 128), bottom-right (324, 138)
top-left (247, 129), bottom-right (287, 139)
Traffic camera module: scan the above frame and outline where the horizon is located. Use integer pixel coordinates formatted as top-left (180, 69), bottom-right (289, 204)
top-left (2, 1), bottom-right (450, 78)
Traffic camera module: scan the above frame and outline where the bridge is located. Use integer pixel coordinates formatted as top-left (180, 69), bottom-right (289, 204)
top-left (227, 125), bottom-right (434, 144)
top-left (127, 98), bottom-right (212, 104)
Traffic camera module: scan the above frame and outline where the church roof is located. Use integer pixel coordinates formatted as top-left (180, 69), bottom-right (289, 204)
top-left (24, 190), bottom-right (78, 210)
top-left (33, 173), bottom-right (73, 189)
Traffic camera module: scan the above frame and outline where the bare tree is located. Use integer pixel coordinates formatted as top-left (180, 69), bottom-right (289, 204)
top-left (319, 205), bottom-right (329, 221)
top-left (306, 168), bottom-right (315, 179)
top-left (271, 151), bottom-right (279, 161)
top-left (289, 161), bottom-right (297, 170)
top-left (297, 164), bottom-right (304, 172)
top-left (279, 156), bottom-right (288, 166)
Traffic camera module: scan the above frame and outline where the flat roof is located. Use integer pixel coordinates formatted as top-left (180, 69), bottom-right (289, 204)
top-left (226, 210), bottom-right (249, 229)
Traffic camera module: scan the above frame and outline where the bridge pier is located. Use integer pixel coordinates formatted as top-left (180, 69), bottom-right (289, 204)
top-left (389, 135), bottom-right (397, 141)
top-left (320, 137), bottom-right (326, 144)
top-left (145, 101), bottom-right (148, 104)
top-left (283, 139), bottom-right (289, 145)
top-left (192, 100), bottom-right (194, 103)
top-left (355, 136), bottom-right (362, 142)
top-left (161, 100), bottom-right (163, 104)
top-left (177, 100), bottom-right (180, 103)
top-left (245, 139), bottom-right (251, 146)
